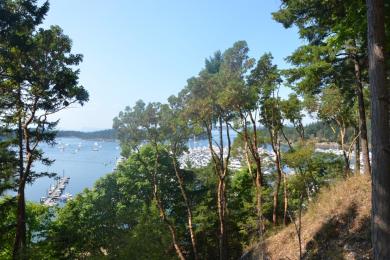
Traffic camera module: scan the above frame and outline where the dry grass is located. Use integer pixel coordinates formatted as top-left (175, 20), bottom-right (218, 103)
top-left (244, 174), bottom-right (372, 260)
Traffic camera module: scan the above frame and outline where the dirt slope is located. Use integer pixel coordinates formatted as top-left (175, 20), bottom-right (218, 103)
top-left (242, 175), bottom-right (372, 260)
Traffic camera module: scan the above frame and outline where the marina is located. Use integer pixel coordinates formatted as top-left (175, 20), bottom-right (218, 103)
top-left (178, 145), bottom-right (276, 171)
top-left (27, 137), bottom-right (121, 203)
top-left (40, 176), bottom-right (72, 206)
top-left (31, 137), bottom-right (360, 205)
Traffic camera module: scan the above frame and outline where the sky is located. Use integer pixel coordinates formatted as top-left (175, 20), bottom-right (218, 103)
top-left (42, 0), bottom-right (303, 131)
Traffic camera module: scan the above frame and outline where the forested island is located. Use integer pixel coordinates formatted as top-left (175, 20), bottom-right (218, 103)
top-left (57, 129), bottom-right (117, 140)
top-left (1, 0), bottom-right (389, 260)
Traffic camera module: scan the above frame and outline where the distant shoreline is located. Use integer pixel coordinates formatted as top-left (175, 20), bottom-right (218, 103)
top-left (57, 129), bottom-right (117, 140)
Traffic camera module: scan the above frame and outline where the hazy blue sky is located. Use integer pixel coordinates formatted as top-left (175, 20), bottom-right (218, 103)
top-left (42, 0), bottom-right (302, 131)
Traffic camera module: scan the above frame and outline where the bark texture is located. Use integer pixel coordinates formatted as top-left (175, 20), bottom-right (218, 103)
top-left (205, 118), bottom-right (231, 260)
top-left (172, 159), bottom-right (198, 260)
top-left (353, 57), bottom-right (371, 175)
top-left (366, 0), bottom-right (390, 258)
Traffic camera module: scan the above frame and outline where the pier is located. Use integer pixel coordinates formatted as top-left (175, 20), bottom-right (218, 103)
top-left (40, 176), bottom-right (72, 206)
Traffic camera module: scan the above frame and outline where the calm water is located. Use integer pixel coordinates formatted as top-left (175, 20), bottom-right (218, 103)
top-left (25, 131), bottom-right (240, 202)
top-left (26, 138), bottom-right (121, 202)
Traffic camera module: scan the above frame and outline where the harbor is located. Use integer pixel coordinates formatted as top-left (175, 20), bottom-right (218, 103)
top-left (40, 176), bottom-right (72, 206)
top-left (27, 137), bottom-right (120, 202)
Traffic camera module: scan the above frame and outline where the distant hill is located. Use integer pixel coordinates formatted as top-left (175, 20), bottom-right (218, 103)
top-left (57, 129), bottom-right (117, 140)
top-left (55, 121), bottom-right (362, 143)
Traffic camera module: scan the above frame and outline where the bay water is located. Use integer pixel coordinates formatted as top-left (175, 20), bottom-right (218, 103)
top-left (26, 131), bottom-right (239, 202)
top-left (26, 138), bottom-right (120, 202)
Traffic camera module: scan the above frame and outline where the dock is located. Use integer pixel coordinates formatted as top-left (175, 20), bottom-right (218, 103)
top-left (40, 176), bottom-right (72, 206)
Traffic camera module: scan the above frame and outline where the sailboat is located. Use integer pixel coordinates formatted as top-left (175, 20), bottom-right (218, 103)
top-left (92, 142), bottom-right (99, 151)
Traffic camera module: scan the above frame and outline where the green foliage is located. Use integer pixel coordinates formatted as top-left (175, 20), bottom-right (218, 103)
top-left (56, 129), bottom-right (117, 140)
top-left (0, 198), bottom-right (53, 259)
top-left (229, 169), bottom-right (259, 245)
top-left (283, 144), bottom-right (344, 211)
top-left (40, 145), bottom-right (192, 259)
top-left (118, 205), bottom-right (175, 260)
top-left (0, 133), bottom-right (17, 194)
top-left (0, 1), bottom-right (89, 257)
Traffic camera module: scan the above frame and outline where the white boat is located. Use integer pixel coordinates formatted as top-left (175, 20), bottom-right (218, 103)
top-left (92, 142), bottom-right (100, 151)
top-left (59, 193), bottom-right (73, 202)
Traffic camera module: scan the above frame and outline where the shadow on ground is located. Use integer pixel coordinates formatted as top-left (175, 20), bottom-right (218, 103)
top-left (302, 202), bottom-right (371, 260)
top-left (240, 203), bottom-right (371, 260)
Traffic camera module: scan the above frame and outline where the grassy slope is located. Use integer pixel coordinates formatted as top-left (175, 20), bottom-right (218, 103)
top-left (243, 174), bottom-right (372, 259)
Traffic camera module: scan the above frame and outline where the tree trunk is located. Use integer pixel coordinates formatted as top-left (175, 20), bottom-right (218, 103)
top-left (353, 57), bottom-right (371, 175)
top-left (244, 140), bottom-right (264, 234)
top-left (283, 172), bottom-right (288, 226)
top-left (155, 182), bottom-right (185, 260)
top-left (272, 146), bottom-right (282, 226)
top-left (299, 122), bottom-right (305, 141)
top-left (243, 111), bottom-right (265, 254)
top-left (255, 167), bottom-right (263, 231)
top-left (354, 126), bottom-right (361, 174)
top-left (172, 158), bottom-right (198, 260)
top-left (247, 111), bottom-right (264, 235)
top-left (268, 126), bottom-right (283, 227)
top-left (13, 181), bottom-right (26, 259)
top-left (13, 92), bottom-right (26, 259)
top-left (217, 178), bottom-right (228, 260)
top-left (205, 118), bottom-right (230, 260)
top-left (166, 224), bottom-right (186, 260)
top-left (340, 127), bottom-right (351, 176)
top-left (366, 0), bottom-right (390, 258)
top-left (151, 148), bottom-right (186, 260)
top-left (342, 150), bottom-right (350, 177)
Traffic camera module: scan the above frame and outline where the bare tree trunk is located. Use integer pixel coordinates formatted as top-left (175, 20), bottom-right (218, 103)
top-left (244, 139), bottom-right (264, 236)
top-left (366, 0), bottom-right (390, 258)
top-left (13, 181), bottom-right (26, 259)
top-left (152, 150), bottom-right (186, 260)
top-left (248, 112), bottom-right (264, 235)
top-left (288, 193), bottom-right (303, 260)
top-left (218, 118), bottom-right (227, 260)
top-left (172, 158), bottom-right (198, 260)
top-left (135, 144), bottom-right (187, 260)
top-left (205, 118), bottom-right (230, 260)
top-left (353, 56), bottom-right (371, 175)
top-left (217, 178), bottom-right (228, 260)
top-left (340, 126), bottom-right (351, 176)
top-left (255, 167), bottom-right (263, 231)
top-left (244, 142), bottom-right (253, 178)
top-left (354, 126), bottom-right (361, 174)
top-left (283, 171), bottom-right (288, 226)
top-left (280, 128), bottom-right (291, 226)
top-left (299, 122), bottom-right (305, 141)
top-left (280, 128), bottom-right (293, 150)
top-left (271, 141), bottom-right (282, 226)
top-left (136, 147), bottom-right (186, 260)
top-left (342, 150), bottom-right (350, 177)
top-left (157, 196), bottom-right (186, 260)
top-left (242, 112), bottom-right (265, 257)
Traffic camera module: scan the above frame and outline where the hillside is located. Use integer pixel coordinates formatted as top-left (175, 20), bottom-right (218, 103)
top-left (57, 129), bottom-right (117, 140)
top-left (243, 174), bottom-right (372, 259)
